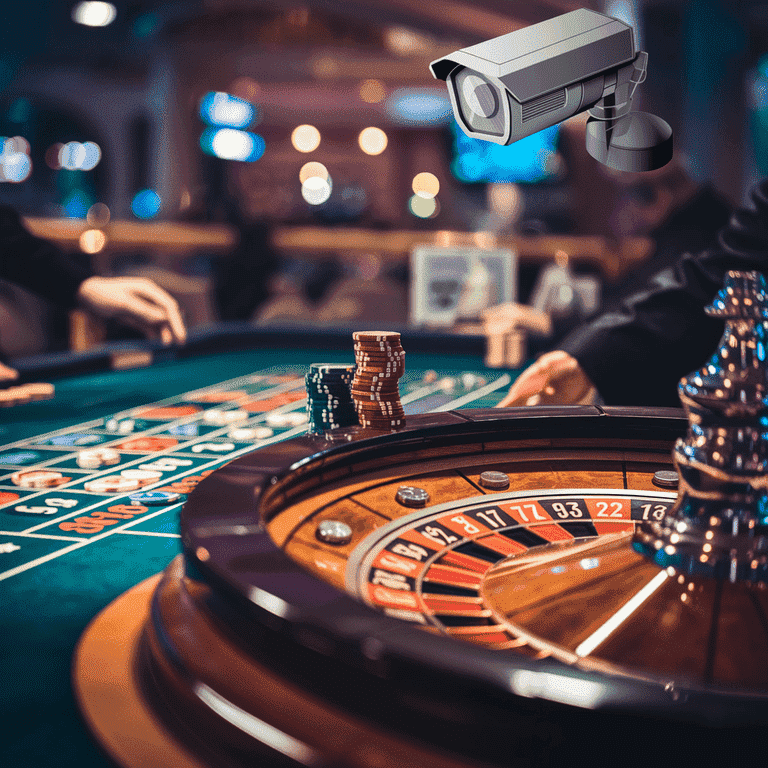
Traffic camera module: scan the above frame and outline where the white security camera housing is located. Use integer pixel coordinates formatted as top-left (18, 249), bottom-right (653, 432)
top-left (430, 8), bottom-right (672, 172)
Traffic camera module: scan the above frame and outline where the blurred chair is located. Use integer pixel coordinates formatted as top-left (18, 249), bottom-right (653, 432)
top-left (314, 254), bottom-right (408, 327)
top-left (252, 274), bottom-right (316, 327)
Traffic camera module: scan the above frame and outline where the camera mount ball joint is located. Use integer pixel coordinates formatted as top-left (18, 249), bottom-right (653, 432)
top-left (585, 51), bottom-right (673, 172)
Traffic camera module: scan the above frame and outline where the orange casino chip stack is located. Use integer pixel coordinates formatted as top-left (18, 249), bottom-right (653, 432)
top-left (351, 331), bottom-right (406, 430)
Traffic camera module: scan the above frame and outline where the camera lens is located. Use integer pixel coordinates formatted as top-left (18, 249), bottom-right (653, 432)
top-left (460, 73), bottom-right (499, 119)
top-left (450, 68), bottom-right (506, 138)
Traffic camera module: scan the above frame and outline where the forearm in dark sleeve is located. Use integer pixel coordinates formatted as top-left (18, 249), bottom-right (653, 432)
top-left (560, 180), bottom-right (768, 407)
top-left (0, 206), bottom-right (92, 308)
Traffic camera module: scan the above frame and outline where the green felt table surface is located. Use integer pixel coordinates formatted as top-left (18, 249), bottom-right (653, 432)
top-left (0, 329), bottom-right (517, 768)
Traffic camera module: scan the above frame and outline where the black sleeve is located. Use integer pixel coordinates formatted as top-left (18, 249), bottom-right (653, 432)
top-left (560, 180), bottom-right (768, 407)
top-left (0, 206), bottom-right (93, 308)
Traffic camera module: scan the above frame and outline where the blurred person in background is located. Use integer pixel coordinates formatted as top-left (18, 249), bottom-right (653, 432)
top-left (0, 205), bottom-right (186, 385)
top-left (496, 176), bottom-right (768, 409)
top-left (599, 157), bottom-right (732, 309)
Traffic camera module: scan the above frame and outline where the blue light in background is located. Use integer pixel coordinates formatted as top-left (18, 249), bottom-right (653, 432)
top-left (62, 189), bottom-right (93, 218)
top-left (199, 92), bottom-right (256, 129)
top-left (385, 88), bottom-right (453, 126)
top-left (450, 120), bottom-right (560, 184)
top-left (759, 54), bottom-right (768, 80)
top-left (131, 189), bottom-right (161, 219)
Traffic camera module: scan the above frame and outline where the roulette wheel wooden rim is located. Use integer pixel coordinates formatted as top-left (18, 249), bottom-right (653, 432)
top-left (74, 406), bottom-right (768, 768)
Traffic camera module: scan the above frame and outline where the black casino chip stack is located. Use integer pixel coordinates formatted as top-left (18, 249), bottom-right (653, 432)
top-left (351, 331), bottom-right (406, 429)
top-left (305, 363), bottom-right (358, 434)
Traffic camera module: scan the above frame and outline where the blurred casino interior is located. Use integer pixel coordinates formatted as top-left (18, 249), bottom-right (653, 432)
top-left (1, 0), bottom-right (767, 360)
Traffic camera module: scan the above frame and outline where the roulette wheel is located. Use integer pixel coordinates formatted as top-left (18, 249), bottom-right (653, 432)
top-left (73, 277), bottom-right (768, 768)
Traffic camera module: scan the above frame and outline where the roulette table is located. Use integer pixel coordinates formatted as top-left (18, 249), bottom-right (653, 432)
top-left (0, 325), bottom-right (511, 768)
top-left (72, 403), bottom-right (768, 768)
top-left (6, 320), bottom-right (768, 768)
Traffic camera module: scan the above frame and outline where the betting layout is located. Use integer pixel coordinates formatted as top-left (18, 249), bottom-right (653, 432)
top-left (0, 364), bottom-right (511, 583)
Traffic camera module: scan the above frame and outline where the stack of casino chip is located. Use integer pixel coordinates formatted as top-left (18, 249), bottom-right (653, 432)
top-left (352, 331), bottom-right (406, 430)
top-left (305, 363), bottom-right (357, 434)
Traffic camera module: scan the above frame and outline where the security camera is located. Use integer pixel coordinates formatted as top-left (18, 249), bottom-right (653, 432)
top-left (431, 8), bottom-right (672, 172)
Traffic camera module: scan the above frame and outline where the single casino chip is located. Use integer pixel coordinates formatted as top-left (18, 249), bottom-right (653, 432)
top-left (96, 448), bottom-right (121, 466)
top-left (308, 363), bottom-right (356, 375)
top-left (354, 344), bottom-right (403, 351)
top-left (282, 412), bottom-right (308, 427)
top-left (203, 409), bottom-right (249, 426)
top-left (120, 468), bottom-right (163, 485)
top-left (128, 490), bottom-right (183, 506)
top-left (265, 412), bottom-right (290, 427)
top-left (353, 347), bottom-right (404, 357)
top-left (105, 417), bottom-right (135, 433)
top-left (228, 426), bottom-right (274, 441)
top-left (10, 469), bottom-right (69, 488)
top-left (77, 447), bottom-right (121, 469)
top-left (77, 451), bottom-right (103, 469)
top-left (202, 409), bottom-right (223, 424)
top-left (352, 331), bottom-right (401, 342)
top-left (84, 476), bottom-right (142, 493)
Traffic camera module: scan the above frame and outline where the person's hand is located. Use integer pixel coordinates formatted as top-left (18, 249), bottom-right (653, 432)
top-left (0, 363), bottom-right (55, 407)
top-left (496, 350), bottom-right (597, 407)
top-left (0, 361), bottom-right (19, 384)
top-left (76, 277), bottom-right (187, 346)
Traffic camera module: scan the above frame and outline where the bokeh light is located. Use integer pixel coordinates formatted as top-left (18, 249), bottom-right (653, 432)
top-left (0, 137), bottom-right (32, 183)
top-left (8, 136), bottom-right (30, 155)
top-left (59, 141), bottom-right (101, 171)
top-left (212, 129), bottom-right (253, 160)
top-left (200, 128), bottom-right (265, 161)
top-left (79, 229), bottom-right (107, 253)
top-left (412, 172), bottom-right (440, 199)
top-left (299, 161), bottom-right (329, 184)
top-left (302, 176), bottom-right (332, 205)
top-left (385, 27), bottom-right (433, 56)
top-left (1, 152), bottom-right (31, 183)
top-left (46, 143), bottom-right (63, 169)
top-left (408, 194), bottom-right (438, 218)
top-left (359, 79), bottom-right (386, 104)
top-left (132, 189), bottom-right (162, 219)
top-left (358, 127), bottom-right (388, 155)
top-left (230, 77), bottom-right (263, 105)
top-left (72, 2), bottom-right (117, 27)
top-left (87, 202), bottom-right (110, 226)
top-left (199, 92), bottom-right (255, 129)
top-left (63, 190), bottom-right (93, 218)
top-left (385, 89), bottom-right (452, 126)
top-left (292, 125), bottom-right (321, 153)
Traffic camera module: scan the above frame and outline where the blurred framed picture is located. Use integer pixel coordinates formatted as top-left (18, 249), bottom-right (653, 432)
top-left (410, 247), bottom-right (516, 327)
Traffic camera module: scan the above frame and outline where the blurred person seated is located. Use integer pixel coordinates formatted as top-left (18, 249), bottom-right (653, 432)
top-left (498, 177), bottom-right (767, 408)
top-left (0, 205), bottom-right (186, 388)
top-left (213, 220), bottom-right (281, 322)
top-left (599, 158), bottom-right (732, 309)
